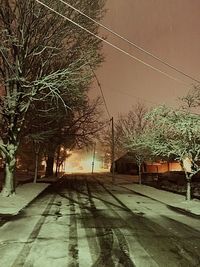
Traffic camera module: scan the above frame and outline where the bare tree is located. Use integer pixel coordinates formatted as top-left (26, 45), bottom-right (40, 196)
top-left (100, 102), bottom-right (148, 165)
top-left (44, 97), bottom-right (104, 176)
top-left (0, 0), bottom-right (105, 196)
top-left (181, 86), bottom-right (200, 109)
top-left (21, 94), bottom-right (104, 177)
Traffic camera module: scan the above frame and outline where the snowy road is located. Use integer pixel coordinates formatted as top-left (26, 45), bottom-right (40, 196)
top-left (0, 174), bottom-right (200, 267)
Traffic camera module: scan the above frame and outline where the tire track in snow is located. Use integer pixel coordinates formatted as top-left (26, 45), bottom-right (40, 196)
top-left (85, 178), bottom-right (135, 267)
top-left (90, 179), bottom-right (135, 267)
top-left (71, 177), bottom-right (116, 267)
top-left (85, 178), bottom-right (115, 267)
top-left (71, 177), bottom-right (115, 267)
top-left (67, 183), bottom-right (79, 267)
top-left (11, 191), bottom-right (56, 267)
top-left (75, 182), bottom-right (100, 265)
top-left (93, 177), bottom-right (200, 266)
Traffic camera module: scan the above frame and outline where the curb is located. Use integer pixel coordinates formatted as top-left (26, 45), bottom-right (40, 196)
top-left (117, 184), bottom-right (200, 218)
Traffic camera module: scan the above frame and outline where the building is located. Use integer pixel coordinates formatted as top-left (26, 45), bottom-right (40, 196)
top-left (114, 152), bottom-right (138, 175)
top-left (114, 152), bottom-right (182, 175)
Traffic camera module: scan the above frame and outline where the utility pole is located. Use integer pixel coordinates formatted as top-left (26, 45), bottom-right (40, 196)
top-left (111, 117), bottom-right (115, 183)
top-left (91, 142), bottom-right (96, 174)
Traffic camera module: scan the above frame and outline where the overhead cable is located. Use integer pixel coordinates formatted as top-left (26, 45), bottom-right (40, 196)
top-left (58, 0), bottom-right (200, 85)
top-left (35, 0), bottom-right (190, 85)
top-left (91, 68), bottom-right (111, 119)
top-left (90, 69), bottom-right (111, 119)
top-left (82, 54), bottom-right (111, 118)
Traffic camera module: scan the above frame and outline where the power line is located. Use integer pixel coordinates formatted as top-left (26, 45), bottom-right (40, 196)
top-left (0, 10), bottom-right (111, 122)
top-left (83, 55), bottom-right (111, 119)
top-left (58, 0), bottom-right (200, 85)
top-left (111, 89), bottom-right (200, 117)
top-left (35, 0), bottom-right (190, 86)
top-left (35, 1), bottom-right (200, 118)
top-left (109, 88), bottom-right (159, 106)
top-left (92, 71), bottom-right (111, 119)
top-left (2, 3), bottom-right (199, 123)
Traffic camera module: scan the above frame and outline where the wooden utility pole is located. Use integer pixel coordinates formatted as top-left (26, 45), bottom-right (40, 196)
top-left (111, 117), bottom-right (115, 183)
top-left (33, 140), bottom-right (40, 183)
top-left (91, 142), bottom-right (96, 174)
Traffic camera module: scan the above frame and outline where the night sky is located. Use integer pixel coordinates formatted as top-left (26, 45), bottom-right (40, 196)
top-left (90, 0), bottom-right (200, 118)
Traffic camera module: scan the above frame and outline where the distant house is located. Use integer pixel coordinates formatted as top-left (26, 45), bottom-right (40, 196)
top-left (114, 152), bottom-right (138, 175)
top-left (114, 152), bottom-right (182, 175)
top-left (144, 161), bottom-right (182, 173)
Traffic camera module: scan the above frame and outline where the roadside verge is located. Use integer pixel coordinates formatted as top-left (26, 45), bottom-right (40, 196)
top-left (120, 183), bottom-right (200, 216)
top-left (0, 183), bottom-right (50, 216)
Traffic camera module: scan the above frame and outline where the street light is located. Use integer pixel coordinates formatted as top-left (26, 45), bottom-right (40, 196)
top-left (91, 142), bottom-right (96, 174)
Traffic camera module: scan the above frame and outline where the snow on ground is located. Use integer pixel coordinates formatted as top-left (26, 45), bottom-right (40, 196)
top-left (0, 183), bottom-right (50, 215)
top-left (1, 174), bottom-right (200, 267)
top-left (0, 172), bottom-right (200, 217)
top-left (94, 173), bottom-right (200, 216)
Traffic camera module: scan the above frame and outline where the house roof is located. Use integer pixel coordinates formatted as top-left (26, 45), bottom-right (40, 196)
top-left (115, 152), bottom-right (178, 164)
top-left (115, 152), bottom-right (137, 163)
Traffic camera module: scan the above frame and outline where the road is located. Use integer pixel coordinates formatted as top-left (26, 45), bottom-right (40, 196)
top-left (0, 174), bottom-right (200, 267)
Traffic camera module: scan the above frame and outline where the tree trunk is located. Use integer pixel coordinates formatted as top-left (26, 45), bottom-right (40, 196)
top-left (33, 152), bottom-right (39, 183)
top-left (1, 157), bottom-right (16, 197)
top-left (55, 165), bottom-right (58, 177)
top-left (138, 163), bottom-right (142, 184)
top-left (45, 156), bottom-right (54, 177)
top-left (55, 147), bottom-right (60, 177)
top-left (186, 179), bottom-right (191, 201)
top-left (183, 168), bottom-right (192, 201)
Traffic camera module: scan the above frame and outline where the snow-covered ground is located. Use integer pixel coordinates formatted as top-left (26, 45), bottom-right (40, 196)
top-left (0, 183), bottom-right (50, 215)
top-left (0, 174), bottom-right (200, 267)
top-left (1, 173), bottom-right (200, 216)
top-left (98, 173), bottom-right (200, 215)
